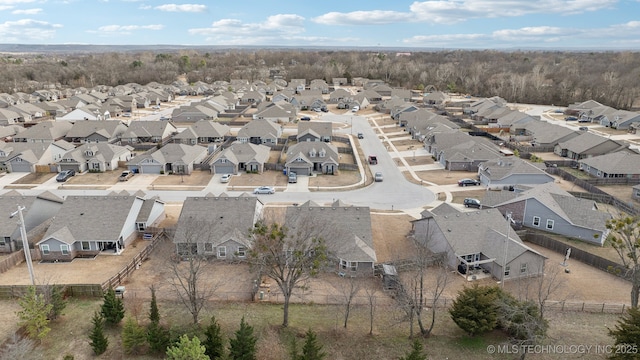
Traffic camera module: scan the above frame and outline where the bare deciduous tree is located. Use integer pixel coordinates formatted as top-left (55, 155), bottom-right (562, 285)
top-left (606, 215), bottom-right (640, 308)
top-left (332, 276), bottom-right (362, 329)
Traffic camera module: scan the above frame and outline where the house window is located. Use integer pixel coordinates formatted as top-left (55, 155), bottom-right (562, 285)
top-left (61, 245), bottom-right (70, 255)
top-left (220, 158), bottom-right (227, 163)
top-left (596, 170), bottom-right (602, 177)
top-left (504, 265), bottom-right (510, 277)
top-left (546, 219), bottom-right (554, 230)
top-left (532, 216), bottom-right (540, 227)
top-left (217, 246), bottom-right (227, 258)
top-left (136, 223), bottom-right (146, 231)
top-left (340, 259), bottom-right (348, 270)
top-left (81, 242), bottom-right (90, 251)
top-left (319, 150), bottom-right (326, 157)
top-left (520, 263), bottom-right (528, 274)
top-left (237, 246), bottom-right (246, 258)
top-left (350, 261), bottom-right (357, 272)
top-left (92, 162), bottom-right (100, 170)
top-left (40, 244), bottom-right (50, 255)
top-left (204, 243), bottom-right (213, 253)
top-left (85, 151), bottom-right (93, 156)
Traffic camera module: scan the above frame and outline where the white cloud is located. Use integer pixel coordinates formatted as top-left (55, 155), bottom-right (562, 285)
top-left (155, 4), bottom-right (206, 12)
top-left (12, 7), bottom-right (41, 14)
top-left (313, 10), bottom-right (413, 25)
top-left (314, 0), bottom-right (618, 26)
top-left (0, 18), bottom-right (62, 42)
top-left (139, 4), bottom-right (151, 10)
top-left (189, 14), bottom-right (305, 38)
top-left (96, 24), bottom-right (164, 33)
top-left (0, 0), bottom-right (36, 4)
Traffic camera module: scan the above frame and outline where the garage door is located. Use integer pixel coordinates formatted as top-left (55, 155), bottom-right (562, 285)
top-left (140, 164), bottom-right (163, 174)
top-left (290, 167), bottom-right (310, 176)
top-left (59, 164), bottom-right (81, 173)
top-left (214, 165), bottom-right (234, 174)
top-left (9, 162), bottom-right (32, 172)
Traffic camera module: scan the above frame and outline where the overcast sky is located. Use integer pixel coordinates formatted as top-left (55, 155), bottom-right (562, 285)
top-left (1, 0), bottom-right (639, 49)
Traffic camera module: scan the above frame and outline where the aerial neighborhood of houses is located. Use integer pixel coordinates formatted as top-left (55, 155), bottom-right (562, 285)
top-left (1, 75), bottom-right (640, 291)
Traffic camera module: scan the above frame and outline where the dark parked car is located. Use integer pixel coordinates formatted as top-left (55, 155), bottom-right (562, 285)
top-left (565, 116), bottom-right (578, 121)
top-left (56, 170), bottom-right (75, 182)
top-left (357, 132), bottom-right (364, 139)
top-left (458, 178), bottom-right (479, 187)
top-left (464, 198), bottom-right (481, 208)
top-left (300, 116), bottom-right (311, 121)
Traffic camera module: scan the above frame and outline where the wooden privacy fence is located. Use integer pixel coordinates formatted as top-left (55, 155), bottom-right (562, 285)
top-left (0, 249), bottom-right (40, 275)
top-left (101, 230), bottom-right (166, 291)
top-left (0, 284), bottom-right (103, 299)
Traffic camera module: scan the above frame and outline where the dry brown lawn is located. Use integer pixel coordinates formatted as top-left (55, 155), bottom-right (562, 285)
top-left (404, 155), bottom-right (434, 166)
top-left (151, 170), bottom-right (211, 186)
top-left (64, 170), bottom-right (122, 185)
top-left (10, 172), bottom-right (56, 184)
top-left (371, 213), bottom-right (415, 262)
top-left (415, 169), bottom-right (473, 185)
top-left (308, 170), bottom-right (361, 188)
top-left (227, 170), bottom-right (288, 187)
top-left (597, 184), bottom-right (637, 204)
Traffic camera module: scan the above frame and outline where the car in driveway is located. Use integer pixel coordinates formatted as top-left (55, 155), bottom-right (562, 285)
top-left (464, 198), bottom-right (482, 208)
top-left (118, 170), bottom-right (133, 181)
top-left (565, 116), bottom-right (578, 121)
top-left (374, 172), bottom-right (383, 182)
top-left (253, 186), bottom-right (275, 194)
top-left (220, 174), bottom-right (232, 183)
top-left (351, 105), bottom-right (359, 112)
top-left (56, 170), bottom-right (75, 182)
top-left (458, 178), bottom-right (480, 186)
top-left (288, 172), bottom-right (297, 183)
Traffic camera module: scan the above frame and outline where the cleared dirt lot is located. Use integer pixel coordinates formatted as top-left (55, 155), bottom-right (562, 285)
top-left (10, 172), bottom-right (55, 184)
top-left (151, 169), bottom-right (211, 186)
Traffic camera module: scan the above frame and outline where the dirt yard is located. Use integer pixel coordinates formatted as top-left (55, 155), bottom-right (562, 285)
top-left (309, 171), bottom-right (361, 188)
top-left (64, 169), bottom-right (122, 185)
top-left (414, 169), bottom-right (474, 185)
top-left (10, 172), bottom-right (56, 184)
top-left (151, 169), bottom-right (211, 186)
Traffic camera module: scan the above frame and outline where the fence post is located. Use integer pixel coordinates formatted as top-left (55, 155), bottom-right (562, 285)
top-left (562, 301), bottom-right (565, 311)
top-left (602, 303), bottom-right (605, 313)
top-left (622, 304), bottom-right (625, 313)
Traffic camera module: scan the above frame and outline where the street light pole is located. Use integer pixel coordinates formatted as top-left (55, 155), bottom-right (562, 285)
top-left (11, 206), bottom-right (35, 285)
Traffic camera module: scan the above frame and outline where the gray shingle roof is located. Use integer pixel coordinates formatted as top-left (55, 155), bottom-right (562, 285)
top-left (579, 152), bottom-right (640, 175)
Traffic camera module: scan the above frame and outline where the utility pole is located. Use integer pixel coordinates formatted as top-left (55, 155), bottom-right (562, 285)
top-left (501, 212), bottom-right (512, 289)
top-left (11, 206), bottom-right (35, 285)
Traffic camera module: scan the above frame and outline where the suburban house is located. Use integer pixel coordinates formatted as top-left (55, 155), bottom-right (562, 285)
top-left (236, 119), bottom-right (282, 145)
top-left (285, 200), bottom-right (376, 277)
top-left (297, 121), bottom-right (333, 143)
top-left (481, 182), bottom-right (612, 245)
top-left (633, 184), bottom-right (640, 201)
top-left (423, 91), bottom-right (449, 107)
top-left (329, 88), bottom-right (352, 104)
top-left (411, 203), bottom-right (546, 282)
top-left (0, 108), bottom-right (22, 125)
top-left (36, 194), bottom-right (165, 261)
top-left (64, 120), bottom-right (128, 144)
top-left (170, 104), bottom-right (218, 123)
top-left (173, 194), bottom-right (263, 258)
top-left (578, 151), bottom-right (640, 179)
top-left (425, 132), bottom-right (501, 171)
top-left (58, 143), bottom-right (133, 173)
top-left (252, 102), bottom-right (296, 123)
top-left (55, 108), bottom-right (103, 122)
top-left (209, 141), bottom-right (270, 174)
top-left (172, 120), bottom-right (230, 146)
top-left (12, 121), bottom-right (73, 143)
top-left (126, 143), bottom-right (207, 175)
top-left (513, 121), bottom-right (578, 148)
top-left (554, 132), bottom-right (628, 160)
top-left (477, 157), bottom-right (555, 188)
top-left (119, 121), bottom-right (177, 147)
top-left (285, 142), bottom-right (340, 176)
top-left (0, 140), bottom-right (75, 173)
top-left (0, 191), bottom-right (64, 254)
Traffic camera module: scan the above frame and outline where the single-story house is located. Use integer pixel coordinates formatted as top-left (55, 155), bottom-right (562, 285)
top-left (285, 142), bottom-right (339, 176)
top-left (578, 151), bottom-right (640, 179)
top-left (172, 120), bottom-right (230, 145)
top-left (37, 194), bottom-right (165, 261)
top-left (0, 191), bottom-right (64, 253)
top-left (126, 143), bottom-right (208, 175)
top-left (411, 203), bottom-right (546, 282)
top-left (0, 140), bottom-right (75, 173)
top-left (64, 120), bottom-right (128, 144)
top-left (236, 119), bottom-right (282, 145)
top-left (209, 141), bottom-right (270, 174)
top-left (173, 194), bottom-right (264, 258)
top-left (297, 121), bottom-right (333, 143)
top-left (286, 200), bottom-right (376, 277)
top-left (477, 157), bottom-right (555, 188)
top-left (58, 143), bottom-right (133, 173)
top-left (554, 132), bottom-right (628, 160)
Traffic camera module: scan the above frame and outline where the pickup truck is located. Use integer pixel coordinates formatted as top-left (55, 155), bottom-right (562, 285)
top-left (119, 170), bottom-right (133, 181)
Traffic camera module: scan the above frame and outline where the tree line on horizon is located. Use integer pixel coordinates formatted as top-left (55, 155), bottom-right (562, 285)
top-left (0, 49), bottom-right (638, 110)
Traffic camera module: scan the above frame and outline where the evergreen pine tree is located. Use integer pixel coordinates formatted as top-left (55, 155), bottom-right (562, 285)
top-left (608, 307), bottom-right (640, 360)
top-left (121, 316), bottom-right (147, 355)
top-left (101, 287), bottom-right (124, 326)
top-left (88, 311), bottom-right (108, 355)
top-left (48, 285), bottom-right (67, 321)
top-left (228, 317), bottom-right (257, 360)
top-left (300, 329), bottom-right (326, 360)
top-left (166, 334), bottom-right (210, 360)
top-left (149, 285), bottom-right (160, 325)
top-left (399, 339), bottom-right (427, 360)
top-left (203, 315), bottom-right (225, 359)
top-left (147, 321), bottom-right (170, 354)
top-left (17, 286), bottom-right (53, 340)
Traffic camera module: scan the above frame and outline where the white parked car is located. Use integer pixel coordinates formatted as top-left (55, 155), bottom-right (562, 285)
top-left (220, 174), bottom-right (232, 183)
top-left (351, 106), bottom-right (360, 112)
top-left (253, 186), bottom-right (275, 194)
